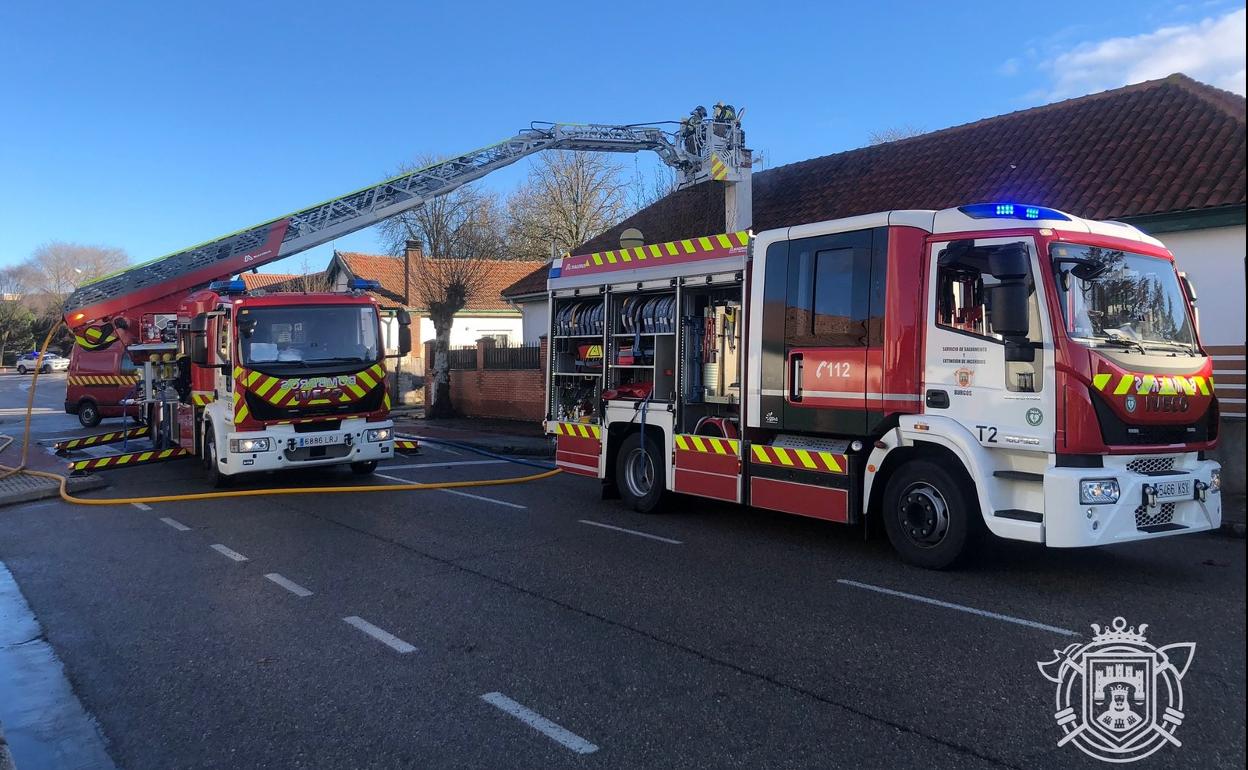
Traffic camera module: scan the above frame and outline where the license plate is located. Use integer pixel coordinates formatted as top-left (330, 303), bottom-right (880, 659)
top-left (1154, 480), bottom-right (1191, 500)
top-left (297, 433), bottom-right (343, 448)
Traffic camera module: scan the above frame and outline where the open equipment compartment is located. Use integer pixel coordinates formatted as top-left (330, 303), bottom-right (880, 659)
top-left (548, 289), bottom-right (606, 425)
top-left (677, 276), bottom-right (745, 438)
top-left (606, 288), bottom-right (677, 403)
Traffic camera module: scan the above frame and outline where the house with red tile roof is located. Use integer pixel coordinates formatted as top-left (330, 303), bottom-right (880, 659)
top-left (323, 242), bottom-right (543, 375)
top-left (503, 73), bottom-right (1246, 443)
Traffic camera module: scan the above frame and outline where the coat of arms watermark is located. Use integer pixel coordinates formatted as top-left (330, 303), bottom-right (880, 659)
top-left (1038, 617), bottom-right (1194, 763)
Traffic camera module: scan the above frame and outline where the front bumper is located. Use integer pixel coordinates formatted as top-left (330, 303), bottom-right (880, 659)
top-left (1042, 455), bottom-right (1221, 547)
top-left (221, 419), bottom-right (393, 475)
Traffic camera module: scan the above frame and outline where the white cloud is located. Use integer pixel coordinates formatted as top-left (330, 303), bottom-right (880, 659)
top-left (1042, 7), bottom-right (1246, 98)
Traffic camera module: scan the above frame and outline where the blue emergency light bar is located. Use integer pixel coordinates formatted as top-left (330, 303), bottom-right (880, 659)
top-left (958, 203), bottom-right (1070, 221)
top-left (349, 278), bottom-right (381, 291)
top-left (208, 280), bottom-right (247, 294)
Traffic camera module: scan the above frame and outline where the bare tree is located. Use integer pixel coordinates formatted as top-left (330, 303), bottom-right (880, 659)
top-left (505, 151), bottom-right (632, 261)
top-left (17, 241), bottom-right (130, 311)
top-left (290, 256), bottom-right (330, 293)
top-left (628, 161), bottom-right (679, 214)
top-left (378, 156), bottom-right (505, 416)
top-left (868, 125), bottom-right (926, 145)
top-left (0, 267), bottom-right (35, 365)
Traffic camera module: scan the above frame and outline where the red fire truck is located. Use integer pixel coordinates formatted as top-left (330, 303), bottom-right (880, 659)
top-left (544, 204), bottom-right (1223, 568)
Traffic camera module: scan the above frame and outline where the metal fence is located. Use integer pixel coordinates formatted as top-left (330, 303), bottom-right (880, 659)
top-left (484, 342), bottom-right (542, 370)
top-left (447, 346), bottom-right (478, 370)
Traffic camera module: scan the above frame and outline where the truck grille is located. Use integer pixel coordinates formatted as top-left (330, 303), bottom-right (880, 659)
top-left (1135, 502), bottom-right (1176, 528)
top-left (1127, 457), bottom-right (1175, 474)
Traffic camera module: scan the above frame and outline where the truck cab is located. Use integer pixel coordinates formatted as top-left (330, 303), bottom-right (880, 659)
top-left (179, 280), bottom-right (410, 485)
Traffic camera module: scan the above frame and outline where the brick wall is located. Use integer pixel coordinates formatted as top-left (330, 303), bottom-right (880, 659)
top-left (424, 337), bottom-right (546, 422)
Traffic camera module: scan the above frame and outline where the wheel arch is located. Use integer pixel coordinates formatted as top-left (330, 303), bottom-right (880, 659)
top-left (605, 421), bottom-right (668, 486)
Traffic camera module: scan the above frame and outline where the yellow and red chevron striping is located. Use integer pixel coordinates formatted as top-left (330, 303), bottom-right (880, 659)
top-left (54, 425), bottom-right (151, 453)
top-left (67, 374), bottom-right (140, 386)
top-left (674, 434), bottom-right (739, 455)
top-left (750, 444), bottom-right (846, 474)
top-left (551, 421), bottom-right (601, 439)
top-left (68, 447), bottom-right (191, 473)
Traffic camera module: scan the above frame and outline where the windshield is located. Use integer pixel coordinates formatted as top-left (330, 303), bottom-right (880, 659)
top-left (238, 304), bottom-right (381, 367)
top-left (1051, 244), bottom-right (1196, 353)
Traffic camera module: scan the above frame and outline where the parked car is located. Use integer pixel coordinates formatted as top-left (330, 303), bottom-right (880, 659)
top-left (15, 351), bottom-right (70, 374)
top-left (64, 346), bottom-right (142, 427)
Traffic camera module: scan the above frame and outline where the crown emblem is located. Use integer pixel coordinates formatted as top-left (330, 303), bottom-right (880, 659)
top-left (1090, 616), bottom-right (1149, 644)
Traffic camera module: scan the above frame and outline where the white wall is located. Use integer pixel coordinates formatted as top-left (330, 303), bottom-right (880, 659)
top-left (518, 299), bottom-right (548, 344)
top-left (1159, 225), bottom-right (1246, 347)
top-left (419, 315), bottom-right (524, 347)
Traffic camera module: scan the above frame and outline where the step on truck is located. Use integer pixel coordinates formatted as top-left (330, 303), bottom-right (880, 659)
top-left (544, 204), bottom-right (1222, 568)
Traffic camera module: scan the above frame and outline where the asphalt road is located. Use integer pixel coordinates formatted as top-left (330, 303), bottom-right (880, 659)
top-left (0, 380), bottom-right (1244, 768)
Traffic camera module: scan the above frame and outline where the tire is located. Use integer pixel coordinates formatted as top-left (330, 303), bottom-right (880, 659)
top-left (351, 460), bottom-right (378, 475)
top-left (203, 424), bottom-right (229, 488)
top-left (881, 458), bottom-right (979, 569)
top-left (16, 365), bottom-right (26, 374)
top-left (41, 364), bottom-right (51, 374)
top-left (77, 401), bottom-right (101, 428)
top-left (614, 431), bottom-right (665, 513)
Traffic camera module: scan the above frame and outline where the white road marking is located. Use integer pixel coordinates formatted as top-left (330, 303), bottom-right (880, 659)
top-left (836, 579), bottom-right (1078, 636)
top-left (383, 460), bottom-right (507, 470)
top-left (210, 544), bottom-right (248, 562)
top-left (439, 488), bottom-right (526, 509)
top-left (480, 692), bottom-right (599, 755)
top-left (375, 473), bottom-right (527, 509)
top-left (579, 519), bottom-right (682, 545)
top-left (160, 517), bottom-right (190, 531)
top-left (343, 616), bottom-right (416, 653)
top-left (131, 502), bottom-right (152, 511)
top-left (264, 573), bottom-right (313, 597)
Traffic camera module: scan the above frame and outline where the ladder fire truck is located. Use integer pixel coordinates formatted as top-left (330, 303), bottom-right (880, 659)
top-left (59, 112), bottom-right (749, 484)
top-left (545, 204), bottom-right (1223, 567)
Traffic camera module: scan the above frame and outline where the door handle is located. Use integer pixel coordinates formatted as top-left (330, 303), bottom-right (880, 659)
top-left (790, 354), bottom-right (804, 402)
top-left (926, 389), bottom-right (949, 409)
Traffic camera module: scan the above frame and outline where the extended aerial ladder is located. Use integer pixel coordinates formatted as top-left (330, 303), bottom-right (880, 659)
top-left (63, 113), bottom-right (751, 336)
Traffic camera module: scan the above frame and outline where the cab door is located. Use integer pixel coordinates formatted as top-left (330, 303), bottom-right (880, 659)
top-left (781, 228), bottom-right (880, 434)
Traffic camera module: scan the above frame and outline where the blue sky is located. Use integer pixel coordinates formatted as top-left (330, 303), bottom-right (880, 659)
top-left (1, 0), bottom-right (1243, 274)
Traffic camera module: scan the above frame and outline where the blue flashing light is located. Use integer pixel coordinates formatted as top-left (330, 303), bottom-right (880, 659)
top-left (349, 278), bottom-right (381, 291)
top-left (958, 203), bottom-right (1070, 222)
top-left (209, 279), bottom-right (247, 294)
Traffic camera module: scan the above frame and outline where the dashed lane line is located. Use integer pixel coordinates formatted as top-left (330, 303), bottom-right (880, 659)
top-left (480, 692), bottom-right (599, 755)
top-left (343, 616), bottom-right (416, 653)
top-left (382, 460), bottom-right (508, 470)
top-left (210, 544), bottom-right (248, 562)
top-left (131, 502), bottom-right (152, 511)
top-left (264, 573), bottom-right (313, 598)
top-left (836, 579), bottom-right (1078, 636)
top-left (160, 517), bottom-right (191, 531)
top-left (374, 472), bottom-right (527, 510)
top-left (579, 519), bottom-right (683, 545)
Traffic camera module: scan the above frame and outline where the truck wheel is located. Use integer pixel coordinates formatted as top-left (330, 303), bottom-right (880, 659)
top-left (77, 401), bottom-right (101, 428)
top-left (351, 461), bottom-right (378, 475)
top-left (203, 425), bottom-right (229, 488)
top-left (615, 431), bottom-right (665, 513)
top-left (881, 459), bottom-right (978, 569)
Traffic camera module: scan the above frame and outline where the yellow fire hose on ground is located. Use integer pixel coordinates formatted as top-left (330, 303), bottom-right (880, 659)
top-left (1, 321), bottom-right (559, 506)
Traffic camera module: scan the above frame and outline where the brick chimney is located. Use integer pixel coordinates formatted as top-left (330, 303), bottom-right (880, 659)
top-left (404, 240), bottom-right (423, 260)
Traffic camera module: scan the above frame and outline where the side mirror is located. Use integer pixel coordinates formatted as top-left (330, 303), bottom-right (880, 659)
top-left (396, 307), bottom-right (412, 356)
top-left (988, 282), bottom-right (1030, 337)
top-left (1005, 340), bottom-right (1036, 363)
top-left (988, 243), bottom-right (1030, 280)
top-left (188, 315), bottom-right (209, 366)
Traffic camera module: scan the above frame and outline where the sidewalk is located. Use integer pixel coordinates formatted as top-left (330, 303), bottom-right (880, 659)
top-left (392, 412), bottom-right (553, 457)
top-left (0, 440), bottom-right (107, 509)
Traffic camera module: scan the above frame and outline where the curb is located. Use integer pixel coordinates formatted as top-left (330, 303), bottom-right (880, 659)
top-left (0, 474), bottom-right (108, 509)
top-left (400, 434), bottom-right (554, 458)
